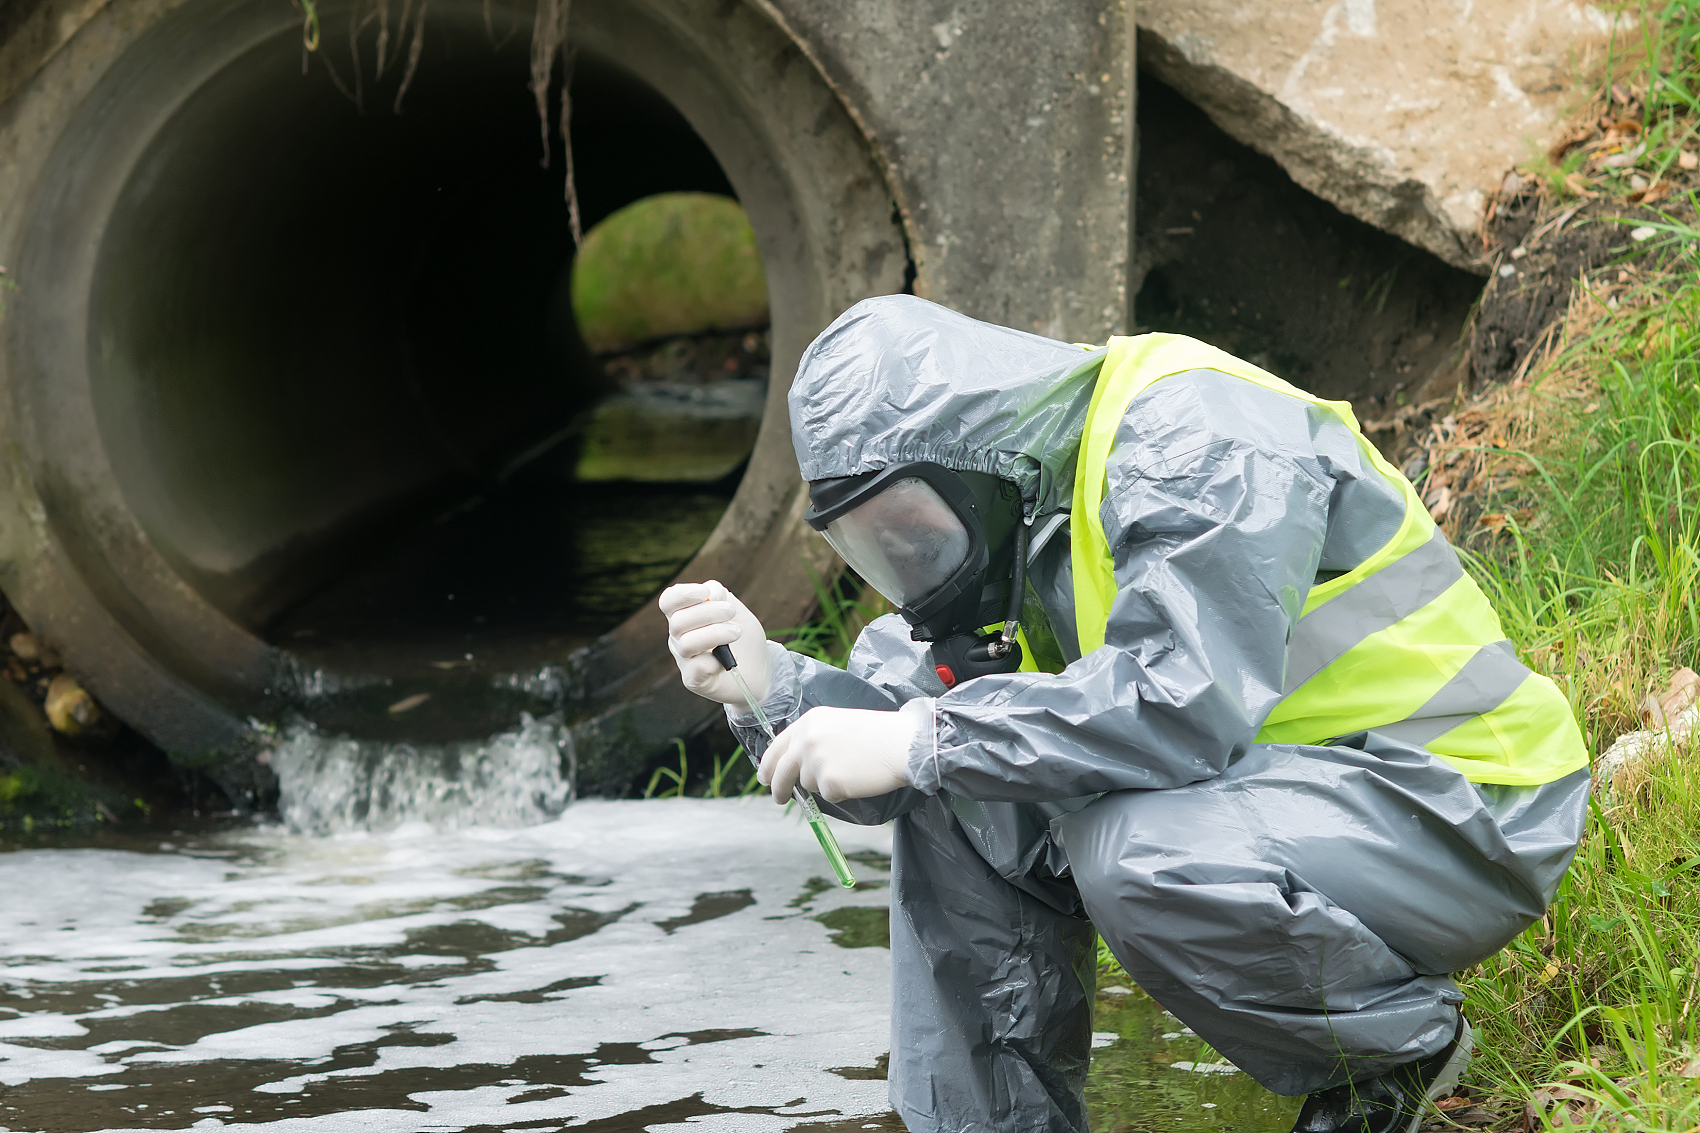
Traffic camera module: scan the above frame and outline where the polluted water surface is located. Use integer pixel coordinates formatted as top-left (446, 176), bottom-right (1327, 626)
top-left (0, 784), bottom-right (1300, 1131)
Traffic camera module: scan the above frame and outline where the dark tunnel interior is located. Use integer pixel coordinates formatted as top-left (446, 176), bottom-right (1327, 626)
top-left (90, 12), bottom-right (746, 681)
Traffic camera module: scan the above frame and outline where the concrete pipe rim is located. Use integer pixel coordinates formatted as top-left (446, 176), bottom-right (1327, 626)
top-left (0, 0), bottom-right (906, 796)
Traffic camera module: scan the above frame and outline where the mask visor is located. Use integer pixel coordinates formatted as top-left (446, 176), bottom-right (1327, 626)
top-left (818, 477), bottom-right (972, 607)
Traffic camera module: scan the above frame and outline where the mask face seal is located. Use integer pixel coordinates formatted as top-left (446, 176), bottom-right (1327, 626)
top-left (805, 462), bottom-right (1026, 686)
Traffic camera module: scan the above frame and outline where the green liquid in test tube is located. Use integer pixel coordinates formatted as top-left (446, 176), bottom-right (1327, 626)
top-left (713, 644), bottom-right (857, 889)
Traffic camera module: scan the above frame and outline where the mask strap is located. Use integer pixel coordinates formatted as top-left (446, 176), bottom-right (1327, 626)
top-left (999, 520), bottom-right (1028, 647)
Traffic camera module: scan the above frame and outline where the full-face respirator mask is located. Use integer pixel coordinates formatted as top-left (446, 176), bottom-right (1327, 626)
top-left (803, 463), bottom-right (1028, 688)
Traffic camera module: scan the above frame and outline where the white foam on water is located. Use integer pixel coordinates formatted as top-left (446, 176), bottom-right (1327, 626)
top-left (0, 799), bottom-right (895, 1132)
top-left (268, 713), bottom-right (574, 834)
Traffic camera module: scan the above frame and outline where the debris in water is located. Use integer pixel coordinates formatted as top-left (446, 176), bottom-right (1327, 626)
top-left (387, 692), bottom-right (430, 714)
top-left (1171, 1061), bottom-right (1239, 1075)
top-left (8, 632), bottom-right (39, 662)
top-left (44, 673), bottom-right (100, 735)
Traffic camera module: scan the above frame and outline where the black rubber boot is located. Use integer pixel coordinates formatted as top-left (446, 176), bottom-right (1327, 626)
top-left (1291, 1017), bottom-right (1474, 1133)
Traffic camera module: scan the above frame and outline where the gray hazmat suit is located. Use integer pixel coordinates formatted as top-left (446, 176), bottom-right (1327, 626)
top-left (727, 296), bottom-right (1588, 1133)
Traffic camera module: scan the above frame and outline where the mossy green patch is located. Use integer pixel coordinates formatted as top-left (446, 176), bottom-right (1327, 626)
top-left (814, 906), bottom-right (889, 949)
top-left (0, 762), bottom-right (101, 825)
top-left (571, 193), bottom-right (768, 353)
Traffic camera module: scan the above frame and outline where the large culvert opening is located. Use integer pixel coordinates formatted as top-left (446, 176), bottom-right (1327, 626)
top-left (89, 16), bottom-right (766, 694)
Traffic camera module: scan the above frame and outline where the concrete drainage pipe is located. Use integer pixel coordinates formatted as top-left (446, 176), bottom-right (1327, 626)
top-left (0, 0), bottom-right (908, 796)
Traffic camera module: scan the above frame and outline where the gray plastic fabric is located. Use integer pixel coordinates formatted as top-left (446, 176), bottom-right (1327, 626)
top-left (790, 297), bottom-right (1107, 516)
top-left (724, 297), bottom-right (1588, 1131)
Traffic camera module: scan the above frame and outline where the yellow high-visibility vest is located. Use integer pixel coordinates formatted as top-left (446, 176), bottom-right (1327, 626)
top-left (1064, 333), bottom-right (1587, 786)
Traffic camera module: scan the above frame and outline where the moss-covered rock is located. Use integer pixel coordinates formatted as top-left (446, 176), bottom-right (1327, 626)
top-left (572, 193), bottom-right (768, 353)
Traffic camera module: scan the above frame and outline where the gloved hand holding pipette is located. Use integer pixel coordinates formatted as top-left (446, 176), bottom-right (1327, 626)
top-left (756, 706), bottom-right (914, 805)
top-left (660, 579), bottom-right (881, 889)
top-left (659, 581), bottom-right (769, 706)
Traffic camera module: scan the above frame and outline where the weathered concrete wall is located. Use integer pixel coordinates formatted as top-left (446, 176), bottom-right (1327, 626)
top-left (760, 0), bottom-right (1136, 341)
top-left (1137, 0), bottom-right (1618, 271)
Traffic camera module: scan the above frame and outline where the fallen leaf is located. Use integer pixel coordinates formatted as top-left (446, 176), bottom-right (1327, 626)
top-left (1682, 150), bottom-right (1699, 170)
top-left (1548, 126), bottom-right (1593, 162)
top-left (1437, 1095), bottom-right (1472, 1111)
top-left (1628, 181), bottom-right (1673, 205)
top-left (388, 692), bottom-right (431, 715)
top-left (1480, 513), bottom-right (1511, 531)
top-left (1681, 1058), bottom-right (1700, 1077)
top-left (1641, 667), bottom-right (1700, 728)
top-left (1564, 172), bottom-right (1599, 198)
top-left (1427, 484), bottom-right (1453, 520)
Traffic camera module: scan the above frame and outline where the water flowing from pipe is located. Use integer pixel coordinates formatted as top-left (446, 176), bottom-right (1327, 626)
top-left (268, 712), bottom-right (573, 833)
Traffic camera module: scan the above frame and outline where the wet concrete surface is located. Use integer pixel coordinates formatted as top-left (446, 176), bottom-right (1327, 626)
top-left (0, 800), bottom-right (1301, 1132)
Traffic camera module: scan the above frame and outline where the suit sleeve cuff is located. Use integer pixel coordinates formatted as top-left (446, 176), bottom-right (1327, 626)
top-left (724, 640), bottom-right (800, 732)
top-left (899, 697), bottom-right (941, 795)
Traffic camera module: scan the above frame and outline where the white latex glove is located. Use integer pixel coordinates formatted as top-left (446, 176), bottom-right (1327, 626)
top-left (659, 580), bottom-right (770, 707)
top-left (759, 705), bottom-right (916, 805)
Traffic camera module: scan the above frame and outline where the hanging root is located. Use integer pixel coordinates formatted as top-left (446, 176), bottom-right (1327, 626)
top-left (393, 1), bottom-right (426, 114)
top-left (526, 0), bottom-right (580, 236)
top-left (528, 0), bottom-right (566, 169)
top-left (373, 0), bottom-right (390, 77)
top-left (296, 0), bottom-right (322, 51)
top-left (345, 2), bottom-right (378, 111)
top-left (559, 19), bottom-right (581, 246)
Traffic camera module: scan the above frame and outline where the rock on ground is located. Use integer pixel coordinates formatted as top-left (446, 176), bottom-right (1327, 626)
top-left (1137, 0), bottom-right (1621, 270)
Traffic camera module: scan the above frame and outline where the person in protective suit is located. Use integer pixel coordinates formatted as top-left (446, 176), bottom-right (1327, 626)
top-left (660, 295), bottom-right (1589, 1133)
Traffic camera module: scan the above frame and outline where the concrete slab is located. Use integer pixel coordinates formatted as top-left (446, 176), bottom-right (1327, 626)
top-left (1137, 0), bottom-right (1621, 270)
top-left (761, 0), bottom-right (1137, 340)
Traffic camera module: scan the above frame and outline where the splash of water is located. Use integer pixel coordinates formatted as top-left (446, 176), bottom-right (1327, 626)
top-left (268, 712), bottom-right (573, 833)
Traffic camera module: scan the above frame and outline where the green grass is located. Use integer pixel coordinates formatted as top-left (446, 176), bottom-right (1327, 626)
top-left (1525, 0), bottom-right (1700, 202)
top-left (1407, 247), bottom-right (1700, 1126)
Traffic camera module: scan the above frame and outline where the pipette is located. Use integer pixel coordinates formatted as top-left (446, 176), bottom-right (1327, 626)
top-left (713, 644), bottom-right (857, 889)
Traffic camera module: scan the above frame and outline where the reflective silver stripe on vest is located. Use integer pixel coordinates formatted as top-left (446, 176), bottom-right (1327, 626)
top-left (1282, 528), bottom-right (1464, 695)
top-left (1370, 639), bottom-right (1531, 748)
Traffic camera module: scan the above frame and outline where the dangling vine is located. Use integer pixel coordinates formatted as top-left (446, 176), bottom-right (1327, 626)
top-left (290, 0), bottom-right (581, 241)
top-left (528, 0), bottom-right (582, 245)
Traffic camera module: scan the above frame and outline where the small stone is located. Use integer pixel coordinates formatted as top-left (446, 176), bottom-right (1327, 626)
top-left (1682, 150), bottom-right (1698, 170)
top-left (1632, 225), bottom-right (1657, 241)
top-left (1498, 264), bottom-right (1517, 277)
top-left (8, 632), bottom-right (39, 662)
top-left (44, 673), bottom-right (101, 735)
top-left (1510, 246), bottom-right (1527, 259)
